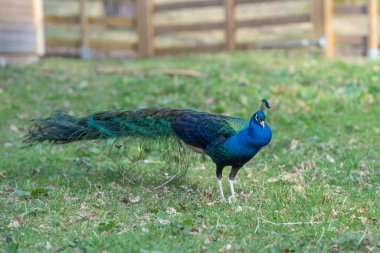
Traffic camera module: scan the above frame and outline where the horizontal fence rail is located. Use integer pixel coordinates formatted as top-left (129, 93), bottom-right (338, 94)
top-left (45, 15), bottom-right (136, 27)
top-left (43, 0), bottom-right (380, 58)
top-left (235, 14), bottom-right (310, 28)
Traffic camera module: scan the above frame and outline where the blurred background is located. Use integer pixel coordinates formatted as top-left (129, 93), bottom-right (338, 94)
top-left (0, 0), bottom-right (377, 64)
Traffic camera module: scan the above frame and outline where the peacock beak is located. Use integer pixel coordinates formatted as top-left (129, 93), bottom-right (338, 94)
top-left (260, 121), bottom-right (265, 128)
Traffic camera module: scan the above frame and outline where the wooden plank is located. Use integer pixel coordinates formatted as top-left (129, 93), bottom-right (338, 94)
top-left (44, 15), bottom-right (80, 25)
top-left (367, 0), bottom-right (378, 59)
top-left (224, 0), bottom-right (236, 50)
top-left (88, 17), bottom-right (136, 27)
top-left (0, 1), bottom-right (32, 4)
top-left (137, 0), bottom-right (146, 57)
top-left (236, 14), bottom-right (310, 28)
top-left (137, 0), bottom-right (154, 57)
top-left (0, 9), bottom-right (34, 16)
top-left (0, 2), bottom-right (33, 10)
top-left (323, 0), bottom-right (334, 58)
top-left (0, 24), bottom-right (35, 33)
top-left (236, 0), bottom-right (301, 4)
top-left (155, 0), bottom-right (222, 12)
top-left (155, 44), bottom-right (224, 55)
top-left (0, 33), bottom-right (37, 42)
top-left (154, 0), bottom-right (303, 11)
top-left (236, 42), bottom-right (257, 50)
top-left (312, 0), bottom-right (324, 39)
top-left (33, 0), bottom-right (45, 56)
top-left (334, 4), bottom-right (367, 15)
top-left (88, 40), bottom-right (137, 50)
top-left (146, 0), bottom-right (155, 57)
top-left (0, 17), bottom-right (35, 24)
top-left (334, 34), bottom-right (366, 45)
top-left (0, 41), bottom-right (37, 53)
top-left (155, 22), bottom-right (224, 35)
top-left (45, 38), bottom-right (81, 48)
top-left (45, 16), bottom-right (137, 27)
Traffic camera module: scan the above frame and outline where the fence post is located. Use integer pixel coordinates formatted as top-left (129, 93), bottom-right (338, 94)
top-left (312, 0), bottom-right (324, 39)
top-left (80, 0), bottom-right (90, 59)
top-left (138, 0), bottom-right (154, 58)
top-left (33, 0), bottom-right (45, 56)
top-left (323, 0), bottom-right (334, 58)
top-left (367, 0), bottom-right (378, 59)
top-left (224, 0), bottom-right (236, 50)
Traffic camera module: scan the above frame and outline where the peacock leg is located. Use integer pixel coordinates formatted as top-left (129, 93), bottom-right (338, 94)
top-left (228, 166), bottom-right (241, 202)
top-left (216, 165), bottom-right (225, 202)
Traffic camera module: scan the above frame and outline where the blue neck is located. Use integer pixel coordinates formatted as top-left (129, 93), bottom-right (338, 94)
top-left (223, 120), bottom-right (272, 156)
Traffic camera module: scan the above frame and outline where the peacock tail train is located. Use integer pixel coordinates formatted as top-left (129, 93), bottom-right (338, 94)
top-left (25, 108), bottom-right (190, 144)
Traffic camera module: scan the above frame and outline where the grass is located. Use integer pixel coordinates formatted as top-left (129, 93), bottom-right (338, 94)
top-left (0, 50), bottom-right (379, 252)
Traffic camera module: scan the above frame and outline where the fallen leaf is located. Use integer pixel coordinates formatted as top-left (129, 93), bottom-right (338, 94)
top-left (85, 211), bottom-right (99, 221)
top-left (8, 216), bottom-right (22, 228)
top-left (333, 186), bottom-right (345, 193)
top-left (267, 176), bottom-right (281, 183)
top-left (268, 172), bottom-right (300, 183)
top-left (110, 182), bottom-right (122, 190)
top-left (290, 139), bottom-right (299, 151)
top-left (199, 224), bottom-right (206, 233)
top-left (309, 217), bottom-right (315, 226)
top-left (45, 241), bottom-right (52, 250)
top-left (358, 217), bottom-right (369, 226)
top-left (166, 207), bottom-right (177, 216)
top-left (5, 185), bottom-right (13, 193)
top-left (4, 142), bottom-right (13, 148)
top-left (9, 124), bottom-right (19, 132)
top-left (349, 138), bottom-right (357, 145)
top-left (158, 219), bottom-right (170, 225)
top-left (130, 196), bottom-right (141, 203)
top-left (357, 208), bottom-right (368, 214)
top-left (218, 244), bottom-right (232, 252)
top-left (39, 223), bottom-right (52, 229)
top-left (326, 154), bottom-right (335, 164)
top-left (0, 171), bottom-right (6, 179)
top-left (331, 209), bottom-right (338, 218)
top-left (189, 227), bottom-right (199, 234)
top-left (189, 223), bottom-right (207, 235)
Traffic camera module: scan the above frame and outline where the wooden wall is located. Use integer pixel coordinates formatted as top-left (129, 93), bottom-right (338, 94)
top-left (0, 0), bottom-right (44, 64)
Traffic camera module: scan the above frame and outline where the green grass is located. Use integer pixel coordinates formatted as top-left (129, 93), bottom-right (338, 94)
top-left (0, 51), bottom-right (379, 252)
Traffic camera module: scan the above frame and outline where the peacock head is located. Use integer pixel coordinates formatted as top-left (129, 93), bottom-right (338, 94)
top-left (251, 99), bottom-right (270, 129)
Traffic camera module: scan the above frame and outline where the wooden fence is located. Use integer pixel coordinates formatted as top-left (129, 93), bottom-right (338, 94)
top-left (0, 0), bottom-right (44, 64)
top-left (44, 0), bottom-right (137, 57)
top-left (44, 0), bottom-right (380, 58)
top-left (323, 0), bottom-right (379, 59)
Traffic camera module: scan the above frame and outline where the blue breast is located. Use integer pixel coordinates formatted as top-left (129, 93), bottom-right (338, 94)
top-left (206, 123), bottom-right (271, 166)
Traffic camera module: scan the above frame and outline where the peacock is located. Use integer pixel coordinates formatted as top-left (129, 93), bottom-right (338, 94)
top-left (25, 99), bottom-right (272, 202)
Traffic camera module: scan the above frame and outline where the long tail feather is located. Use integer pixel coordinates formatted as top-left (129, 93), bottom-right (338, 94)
top-left (24, 108), bottom-right (186, 144)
